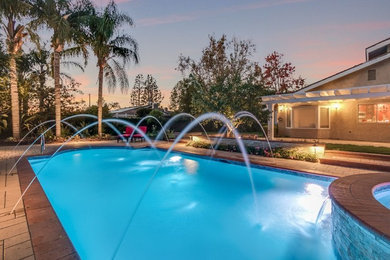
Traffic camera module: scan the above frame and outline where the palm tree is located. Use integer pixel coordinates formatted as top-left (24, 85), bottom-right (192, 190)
top-left (87, 1), bottom-right (138, 137)
top-left (0, 0), bottom-right (31, 139)
top-left (24, 42), bottom-right (85, 114)
top-left (30, 0), bottom-right (91, 137)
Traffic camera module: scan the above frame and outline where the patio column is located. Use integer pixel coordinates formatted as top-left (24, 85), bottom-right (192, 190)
top-left (267, 103), bottom-right (275, 140)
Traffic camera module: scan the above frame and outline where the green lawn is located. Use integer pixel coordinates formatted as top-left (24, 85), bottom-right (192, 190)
top-left (325, 143), bottom-right (390, 155)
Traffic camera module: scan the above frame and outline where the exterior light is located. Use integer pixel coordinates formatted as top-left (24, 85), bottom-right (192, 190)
top-left (331, 103), bottom-right (341, 110)
top-left (311, 144), bottom-right (325, 158)
top-left (192, 136), bottom-right (200, 142)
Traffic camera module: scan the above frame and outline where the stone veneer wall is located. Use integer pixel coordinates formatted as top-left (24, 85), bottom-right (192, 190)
top-left (332, 201), bottom-right (390, 260)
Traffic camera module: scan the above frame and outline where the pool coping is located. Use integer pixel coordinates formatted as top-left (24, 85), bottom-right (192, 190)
top-left (329, 173), bottom-right (390, 243)
top-left (18, 156), bottom-right (80, 259)
top-left (16, 143), bottom-right (385, 259)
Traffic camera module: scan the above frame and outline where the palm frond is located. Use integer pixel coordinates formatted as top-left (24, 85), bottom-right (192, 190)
top-left (103, 64), bottom-right (116, 93)
top-left (60, 72), bottom-right (73, 81)
top-left (61, 60), bottom-right (84, 72)
top-left (111, 58), bottom-right (129, 93)
top-left (110, 45), bottom-right (139, 65)
top-left (62, 46), bottom-right (89, 65)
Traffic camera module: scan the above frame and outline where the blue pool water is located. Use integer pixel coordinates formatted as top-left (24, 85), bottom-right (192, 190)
top-left (374, 187), bottom-right (390, 209)
top-left (29, 147), bottom-right (337, 260)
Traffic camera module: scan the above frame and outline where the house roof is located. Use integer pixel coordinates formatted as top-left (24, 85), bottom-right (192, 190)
top-left (262, 84), bottom-right (390, 104)
top-left (296, 52), bottom-right (390, 93)
top-left (110, 104), bottom-right (152, 114)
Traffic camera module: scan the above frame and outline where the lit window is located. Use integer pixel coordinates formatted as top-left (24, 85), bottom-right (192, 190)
top-left (319, 107), bottom-right (330, 128)
top-left (368, 69), bottom-right (376, 81)
top-left (286, 108), bottom-right (291, 128)
top-left (358, 104), bottom-right (376, 123)
top-left (377, 104), bottom-right (390, 123)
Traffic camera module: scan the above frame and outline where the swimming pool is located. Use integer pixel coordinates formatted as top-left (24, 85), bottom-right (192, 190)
top-left (374, 185), bottom-right (390, 209)
top-left (29, 147), bottom-right (337, 260)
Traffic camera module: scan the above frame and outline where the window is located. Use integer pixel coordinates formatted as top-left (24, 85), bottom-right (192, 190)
top-left (368, 69), bottom-right (376, 81)
top-left (358, 104), bottom-right (390, 123)
top-left (319, 107), bottom-right (330, 128)
top-left (358, 104), bottom-right (376, 123)
top-left (286, 108), bottom-right (291, 128)
top-left (368, 45), bottom-right (388, 60)
top-left (377, 104), bottom-right (390, 123)
top-left (292, 106), bottom-right (316, 128)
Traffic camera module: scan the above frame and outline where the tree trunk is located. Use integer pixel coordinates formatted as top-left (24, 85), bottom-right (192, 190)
top-left (9, 56), bottom-right (20, 139)
top-left (53, 50), bottom-right (61, 137)
top-left (39, 67), bottom-right (45, 112)
top-left (97, 65), bottom-right (104, 137)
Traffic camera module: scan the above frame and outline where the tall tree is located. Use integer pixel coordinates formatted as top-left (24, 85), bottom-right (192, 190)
top-left (86, 1), bottom-right (138, 137)
top-left (176, 35), bottom-right (267, 122)
top-left (263, 51), bottom-right (305, 93)
top-left (30, 0), bottom-right (91, 137)
top-left (141, 74), bottom-right (162, 106)
top-left (28, 45), bottom-right (51, 112)
top-left (0, 0), bottom-right (31, 139)
top-left (169, 77), bottom-right (196, 113)
top-left (130, 74), bottom-right (143, 106)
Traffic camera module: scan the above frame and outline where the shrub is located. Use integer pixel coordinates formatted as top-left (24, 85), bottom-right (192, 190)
top-left (186, 140), bottom-right (318, 162)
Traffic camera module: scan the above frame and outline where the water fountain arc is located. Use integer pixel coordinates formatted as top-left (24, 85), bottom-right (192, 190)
top-left (9, 119), bottom-right (157, 215)
top-left (112, 112), bottom-right (260, 259)
top-left (126, 115), bottom-right (169, 145)
top-left (13, 120), bottom-right (55, 151)
top-left (154, 113), bottom-right (214, 150)
top-left (211, 111), bottom-right (273, 160)
top-left (13, 117), bottom-right (90, 151)
top-left (315, 196), bottom-right (331, 228)
top-left (6, 114), bottom-right (125, 177)
top-left (219, 111), bottom-right (273, 157)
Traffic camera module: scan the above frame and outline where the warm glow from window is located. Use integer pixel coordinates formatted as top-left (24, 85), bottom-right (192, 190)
top-left (358, 104), bottom-right (376, 123)
top-left (377, 104), bottom-right (390, 123)
top-left (358, 103), bottom-right (390, 123)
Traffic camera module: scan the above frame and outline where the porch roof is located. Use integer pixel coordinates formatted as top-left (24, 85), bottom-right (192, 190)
top-left (261, 84), bottom-right (390, 104)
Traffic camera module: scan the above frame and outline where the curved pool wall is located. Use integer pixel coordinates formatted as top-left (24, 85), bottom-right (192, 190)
top-left (374, 183), bottom-right (390, 209)
top-left (330, 174), bottom-right (390, 259)
top-left (28, 147), bottom-right (337, 260)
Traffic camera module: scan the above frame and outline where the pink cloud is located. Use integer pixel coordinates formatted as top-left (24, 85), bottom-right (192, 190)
top-left (73, 74), bottom-right (92, 88)
top-left (138, 0), bottom-right (310, 27)
top-left (223, 0), bottom-right (309, 13)
top-left (91, 0), bottom-right (133, 7)
top-left (138, 14), bottom-right (197, 27)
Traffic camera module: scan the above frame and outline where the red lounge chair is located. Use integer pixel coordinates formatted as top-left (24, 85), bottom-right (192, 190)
top-left (117, 126), bottom-right (134, 143)
top-left (132, 126), bottom-right (147, 142)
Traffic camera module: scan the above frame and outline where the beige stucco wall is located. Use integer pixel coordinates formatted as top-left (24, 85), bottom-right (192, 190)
top-left (277, 100), bottom-right (390, 142)
top-left (309, 58), bottom-right (390, 92)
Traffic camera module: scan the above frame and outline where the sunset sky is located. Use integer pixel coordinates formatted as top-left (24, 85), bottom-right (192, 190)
top-left (68, 0), bottom-right (390, 108)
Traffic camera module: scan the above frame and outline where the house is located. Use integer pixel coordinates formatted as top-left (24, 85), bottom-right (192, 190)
top-left (110, 104), bottom-right (171, 119)
top-left (262, 37), bottom-right (390, 142)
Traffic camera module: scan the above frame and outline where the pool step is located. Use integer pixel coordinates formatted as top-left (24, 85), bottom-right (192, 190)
top-left (320, 150), bottom-right (390, 172)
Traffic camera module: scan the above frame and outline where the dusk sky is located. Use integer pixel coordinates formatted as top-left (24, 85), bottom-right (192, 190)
top-left (70, 0), bottom-right (390, 108)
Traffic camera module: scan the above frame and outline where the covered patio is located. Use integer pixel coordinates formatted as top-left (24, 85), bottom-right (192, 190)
top-left (263, 84), bottom-right (390, 142)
